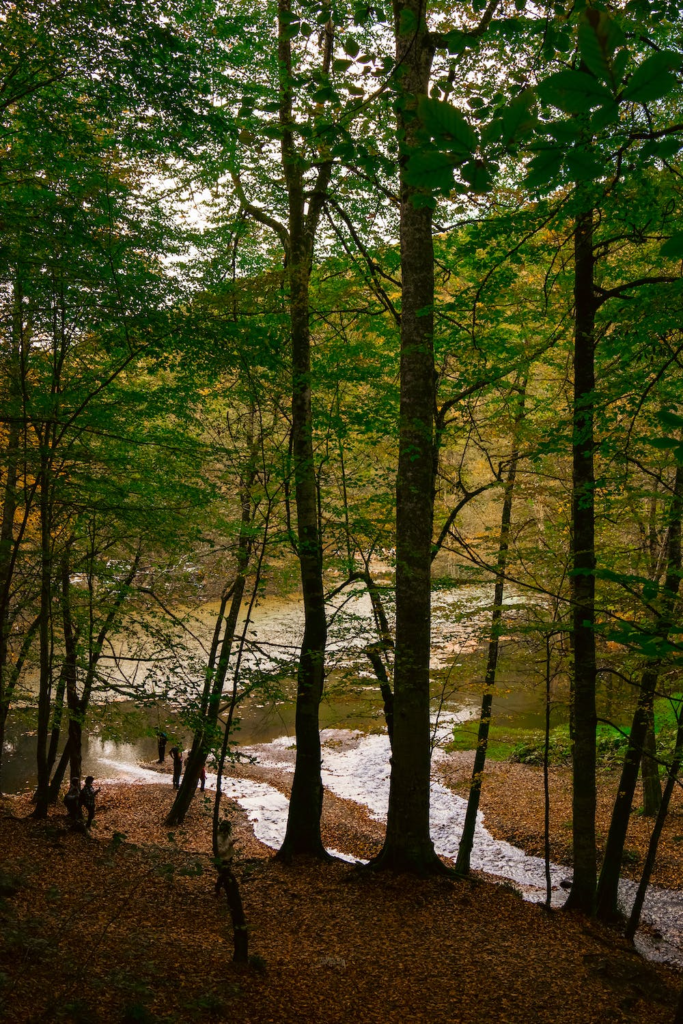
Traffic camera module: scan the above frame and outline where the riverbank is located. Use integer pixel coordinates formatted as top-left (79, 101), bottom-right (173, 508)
top-left (0, 782), bottom-right (679, 1024)
top-left (437, 751), bottom-right (683, 891)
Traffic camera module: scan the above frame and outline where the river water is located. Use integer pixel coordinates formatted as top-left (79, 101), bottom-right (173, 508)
top-left (3, 583), bottom-right (560, 793)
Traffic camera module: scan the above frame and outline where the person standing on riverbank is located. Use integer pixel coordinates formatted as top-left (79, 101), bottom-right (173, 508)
top-left (63, 778), bottom-right (82, 823)
top-left (169, 747), bottom-right (182, 789)
top-left (79, 776), bottom-right (101, 828)
top-left (157, 730), bottom-right (167, 763)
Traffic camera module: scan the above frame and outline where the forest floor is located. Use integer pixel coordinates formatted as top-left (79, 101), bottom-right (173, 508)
top-left (1, 767), bottom-right (681, 1024)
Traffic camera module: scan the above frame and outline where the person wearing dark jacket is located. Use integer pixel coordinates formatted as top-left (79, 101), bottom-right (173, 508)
top-left (169, 746), bottom-right (182, 789)
top-left (63, 778), bottom-right (82, 823)
top-left (79, 776), bottom-right (100, 827)
top-left (157, 730), bottom-right (167, 763)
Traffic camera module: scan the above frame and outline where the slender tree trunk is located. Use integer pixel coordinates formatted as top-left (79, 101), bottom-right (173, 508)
top-left (47, 739), bottom-right (71, 804)
top-left (456, 388), bottom-right (524, 875)
top-left (363, 571), bottom-right (395, 742)
top-left (32, 455), bottom-right (53, 819)
top-left (641, 716), bottom-right (662, 817)
top-left (543, 633), bottom-right (553, 909)
top-left (46, 665), bottom-right (67, 778)
top-left (60, 546), bottom-right (82, 782)
top-left (0, 288), bottom-right (22, 793)
top-left (0, 418), bottom-right (19, 782)
top-left (277, 4), bottom-right (332, 860)
top-left (364, 645), bottom-right (394, 745)
top-left (166, 575), bottom-right (246, 825)
top-left (565, 209), bottom-right (598, 913)
top-left (597, 463), bottom-right (683, 919)
top-left (625, 714), bottom-right (683, 942)
top-left (278, 251), bottom-right (329, 857)
top-left (216, 865), bottom-right (249, 963)
top-left (167, 432), bottom-right (257, 829)
top-left (373, 0), bottom-right (442, 874)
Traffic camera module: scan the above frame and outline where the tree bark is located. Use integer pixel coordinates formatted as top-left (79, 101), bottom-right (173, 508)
top-left (455, 388), bottom-right (524, 875)
top-left (276, 3), bottom-right (333, 860)
top-left (216, 866), bottom-right (249, 963)
top-left (597, 463), bottom-right (683, 919)
top-left (166, 579), bottom-right (245, 825)
top-left (32, 455), bottom-right (54, 819)
top-left (373, 0), bottom-right (443, 874)
top-left (641, 716), bottom-right (662, 817)
top-left (47, 739), bottom-right (71, 803)
top-left (564, 208), bottom-right (598, 913)
top-left (60, 545), bottom-right (82, 782)
top-left (0, 283), bottom-right (24, 794)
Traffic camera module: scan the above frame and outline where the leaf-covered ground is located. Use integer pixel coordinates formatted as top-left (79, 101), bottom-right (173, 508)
top-left (0, 777), bottom-right (680, 1024)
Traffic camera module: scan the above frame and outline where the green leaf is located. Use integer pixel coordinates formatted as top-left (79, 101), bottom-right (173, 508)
top-left (590, 100), bottom-right (619, 132)
top-left (418, 97), bottom-right (477, 154)
top-left (653, 137), bottom-right (683, 159)
top-left (481, 119), bottom-right (503, 147)
top-left (578, 21), bottom-right (612, 84)
top-left (525, 146), bottom-right (563, 187)
top-left (333, 58), bottom-right (353, 73)
top-left (404, 150), bottom-right (455, 190)
top-left (578, 10), bottom-right (625, 84)
top-left (658, 410), bottom-right (683, 430)
top-left (546, 120), bottom-right (582, 144)
top-left (538, 69), bottom-right (613, 113)
top-left (500, 93), bottom-right (536, 145)
top-left (661, 232), bottom-right (683, 259)
top-left (622, 51), bottom-right (679, 104)
top-left (344, 37), bottom-right (360, 57)
top-left (565, 147), bottom-right (605, 181)
top-left (443, 29), bottom-right (466, 54)
top-left (462, 159), bottom-right (493, 193)
top-left (613, 49), bottom-right (629, 84)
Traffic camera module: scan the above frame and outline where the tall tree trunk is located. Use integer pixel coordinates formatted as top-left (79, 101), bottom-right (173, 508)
top-left (166, 569), bottom-right (248, 825)
top-left (455, 388), bottom-right (524, 875)
top-left (641, 716), bottom-right (662, 817)
top-left (46, 665), bottom-right (67, 778)
top-left (0, 282), bottom-right (23, 793)
top-left (363, 571), bottom-right (395, 743)
top-left (565, 209), bottom-right (598, 913)
top-left (60, 545), bottom-right (82, 782)
top-left (597, 463), bottom-right (683, 919)
top-left (0, 416), bottom-right (19, 794)
top-left (167, 430), bottom-right (257, 829)
top-left (373, 0), bottom-right (442, 873)
top-left (47, 739), bottom-right (71, 804)
top-left (278, 250), bottom-right (329, 857)
top-left (625, 712), bottom-right (683, 942)
top-left (277, 4), bottom-right (332, 860)
top-left (32, 455), bottom-right (53, 819)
